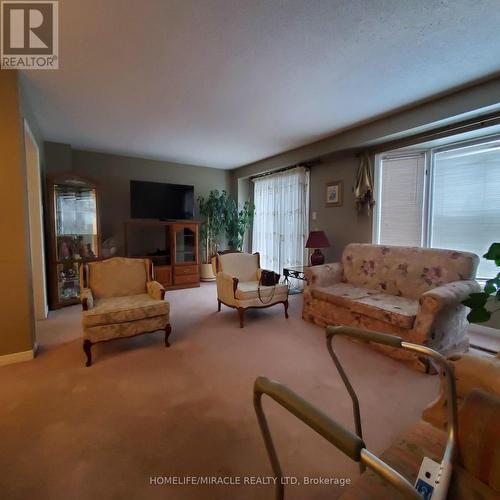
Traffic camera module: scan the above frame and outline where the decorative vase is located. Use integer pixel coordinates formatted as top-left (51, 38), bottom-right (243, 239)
top-left (200, 262), bottom-right (216, 282)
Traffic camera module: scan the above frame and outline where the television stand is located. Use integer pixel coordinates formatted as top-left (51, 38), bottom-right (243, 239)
top-left (124, 219), bottom-right (201, 290)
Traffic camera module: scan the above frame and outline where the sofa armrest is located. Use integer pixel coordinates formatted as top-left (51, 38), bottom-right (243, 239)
top-left (147, 280), bottom-right (165, 300)
top-left (216, 272), bottom-right (238, 301)
top-left (419, 280), bottom-right (481, 314)
top-left (80, 288), bottom-right (94, 311)
top-left (304, 262), bottom-right (343, 287)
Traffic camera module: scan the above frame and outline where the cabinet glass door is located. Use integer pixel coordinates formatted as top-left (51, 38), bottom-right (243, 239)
top-left (175, 227), bottom-right (196, 263)
top-left (54, 184), bottom-right (98, 261)
top-left (53, 179), bottom-right (98, 305)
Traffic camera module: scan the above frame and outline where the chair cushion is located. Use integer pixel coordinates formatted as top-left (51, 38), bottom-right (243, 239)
top-left (82, 294), bottom-right (169, 328)
top-left (87, 257), bottom-right (148, 299)
top-left (218, 252), bottom-right (259, 282)
top-left (312, 283), bottom-right (418, 329)
top-left (235, 281), bottom-right (288, 300)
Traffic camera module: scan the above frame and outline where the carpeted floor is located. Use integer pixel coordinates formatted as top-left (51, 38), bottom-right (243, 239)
top-left (0, 283), bottom-right (438, 499)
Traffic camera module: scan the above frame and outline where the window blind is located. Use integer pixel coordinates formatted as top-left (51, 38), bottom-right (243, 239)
top-left (431, 140), bottom-right (500, 279)
top-left (378, 153), bottom-right (426, 247)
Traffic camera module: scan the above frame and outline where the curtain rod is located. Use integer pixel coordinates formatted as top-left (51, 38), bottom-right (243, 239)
top-left (249, 160), bottom-right (319, 181)
top-left (367, 110), bottom-right (500, 154)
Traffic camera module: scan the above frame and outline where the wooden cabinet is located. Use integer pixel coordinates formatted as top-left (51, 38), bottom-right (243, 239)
top-left (46, 174), bottom-right (100, 309)
top-left (125, 219), bottom-right (200, 290)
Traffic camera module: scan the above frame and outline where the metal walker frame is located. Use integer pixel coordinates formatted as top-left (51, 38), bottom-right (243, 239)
top-left (254, 325), bottom-right (458, 499)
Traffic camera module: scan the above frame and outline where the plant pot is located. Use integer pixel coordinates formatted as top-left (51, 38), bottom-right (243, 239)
top-left (200, 263), bottom-right (216, 282)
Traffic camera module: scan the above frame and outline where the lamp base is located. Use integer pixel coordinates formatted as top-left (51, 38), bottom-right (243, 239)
top-left (310, 249), bottom-right (325, 266)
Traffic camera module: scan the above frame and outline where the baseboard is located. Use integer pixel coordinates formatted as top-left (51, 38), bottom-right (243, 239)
top-left (0, 349), bottom-right (34, 367)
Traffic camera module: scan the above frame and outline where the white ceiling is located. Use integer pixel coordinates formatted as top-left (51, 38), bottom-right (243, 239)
top-left (21, 0), bottom-right (500, 169)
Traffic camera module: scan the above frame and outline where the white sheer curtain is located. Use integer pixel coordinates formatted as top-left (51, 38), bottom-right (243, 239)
top-left (252, 167), bottom-right (309, 275)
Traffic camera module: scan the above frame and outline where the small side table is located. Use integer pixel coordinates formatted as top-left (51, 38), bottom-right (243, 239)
top-left (283, 265), bottom-right (309, 294)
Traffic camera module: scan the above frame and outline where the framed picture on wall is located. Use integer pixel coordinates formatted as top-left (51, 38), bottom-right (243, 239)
top-left (326, 180), bottom-right (343, 207)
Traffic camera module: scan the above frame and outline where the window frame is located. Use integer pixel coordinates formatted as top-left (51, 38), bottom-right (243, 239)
top-left (373, 132), bottom-right (500, 282)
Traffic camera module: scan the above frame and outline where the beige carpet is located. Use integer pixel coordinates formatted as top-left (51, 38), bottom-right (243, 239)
top-left (0, 283), bottom-right (437, 499)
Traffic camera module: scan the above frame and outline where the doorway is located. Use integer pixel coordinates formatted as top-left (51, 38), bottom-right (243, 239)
top-left (24, 119), bottom-right (48, 321)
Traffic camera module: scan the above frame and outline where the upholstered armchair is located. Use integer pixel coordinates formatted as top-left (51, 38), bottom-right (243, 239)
top-left (80, 257), bottom-right (171, 366)
top-left (215, 251), bottom-right (289, 327)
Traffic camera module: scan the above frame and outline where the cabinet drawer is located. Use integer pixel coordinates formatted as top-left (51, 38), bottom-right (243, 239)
top-left (155, 266), bottom-right (172, 286)
top-left (174, 265), bottom-right (198, 276)
top-left (174, 273), bottom-right (199, 285)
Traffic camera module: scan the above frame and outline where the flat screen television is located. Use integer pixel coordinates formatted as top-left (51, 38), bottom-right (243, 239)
top-left (130, 180), bottom-right (194, 220)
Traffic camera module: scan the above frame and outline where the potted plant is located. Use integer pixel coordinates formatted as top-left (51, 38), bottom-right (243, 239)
top-left (224, 198), bottom-right (255, 251)
top-left (462, 242), bottom-right (500, 322)
top-left (197, 190), bottom-right (227, 281)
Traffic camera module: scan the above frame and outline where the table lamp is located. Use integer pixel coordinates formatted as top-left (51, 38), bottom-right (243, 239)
top-left (305, 230), bottom-right (330, 265)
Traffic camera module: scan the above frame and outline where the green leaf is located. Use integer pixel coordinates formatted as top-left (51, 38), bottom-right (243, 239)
top-left (462, 292), bottom-right (489, 308)
top-left (484, 280), bottom-right (497, 295)
top-left (466, 307), bottom-right (492, 323)
top-left (483, 242), bottom-right (500, 265)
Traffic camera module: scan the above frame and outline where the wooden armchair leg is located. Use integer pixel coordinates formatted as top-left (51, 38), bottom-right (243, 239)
top-left (238, 308), bottom-right (245, 328)
top-left (83, 339), bottom-right (92, 367)
top-left (217, 299), bottom-right (221, 312)
top-left (165, 324), bottom-right (172, 347)
top-left (284, 300), bottom-right (289, 319)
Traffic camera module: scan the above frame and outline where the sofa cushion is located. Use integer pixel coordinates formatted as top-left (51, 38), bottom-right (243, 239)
top-left (341, 243), bottom-right (479, 299)
top-left (235, 281), bottom-right (288, 300)
top-left (82, 294), bottom-right (169, 328)
top-left (311, 283), bottom-right (417, 329)
top-left (312, 283), bottom-right (379, 307)
top-left (350, 294), bottom-right (418, 329)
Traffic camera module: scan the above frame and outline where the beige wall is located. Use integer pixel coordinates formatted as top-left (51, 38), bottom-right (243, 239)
top-left (0, 71), bottom-right (35, 356)
top-left (44, 145), bottom-right (232, 254)
top-left (308, 153), bottom-right (372, 262)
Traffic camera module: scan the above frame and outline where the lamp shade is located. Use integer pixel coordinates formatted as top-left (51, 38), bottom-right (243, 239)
top-left (305, 231), bottom-right (330, 248)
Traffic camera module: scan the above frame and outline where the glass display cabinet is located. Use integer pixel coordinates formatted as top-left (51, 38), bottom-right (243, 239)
top-left (124, 220), bottom-right (200, 289)
top-left (47, 175), bottom-right (100, 309)
top-left (173, 224), bottom-right (196, 264)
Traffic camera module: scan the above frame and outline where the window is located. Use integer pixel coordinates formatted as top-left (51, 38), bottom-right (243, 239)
top-left (252, 167), bottom-right (309, 275)
top-left (374, 136), bottom-right (500, 280)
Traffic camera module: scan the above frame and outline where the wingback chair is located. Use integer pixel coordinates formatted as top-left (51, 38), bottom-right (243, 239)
top-left (80, 257), bottom-right (171, 366)
top-left (215, 251), bottom-right (289, 327)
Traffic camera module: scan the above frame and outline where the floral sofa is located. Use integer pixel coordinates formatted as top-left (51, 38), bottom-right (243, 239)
top-left (303, 244), bottom-right (480, 371)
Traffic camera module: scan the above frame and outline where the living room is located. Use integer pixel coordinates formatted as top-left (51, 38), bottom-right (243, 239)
top-left (1, 1), bottom-right (500, 499)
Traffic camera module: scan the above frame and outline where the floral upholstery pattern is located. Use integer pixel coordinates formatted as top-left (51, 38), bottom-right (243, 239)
top-left (81, 257), bottom-right (170, 345)
top-left (303, 244), bottom-right (480, 371)
top-left (341, 244), bottom-right (478, 300)
top-left (84, 315), bottom-right (168, 344)
top-left (146, 280), bottom-right (165, 301)
top-left (85, 257), bottom-right (150, 299)
top-left (83, 294), bottom-right (169, 328)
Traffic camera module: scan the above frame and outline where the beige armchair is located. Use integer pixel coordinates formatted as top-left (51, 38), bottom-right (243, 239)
top-left (215, 251), bottom-right (289, 327)
top-left (80, 257), bottom-right (171, 366)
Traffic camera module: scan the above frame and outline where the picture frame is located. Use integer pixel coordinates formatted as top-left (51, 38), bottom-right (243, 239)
top-left (326, 180), bottom-right (343, 207)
